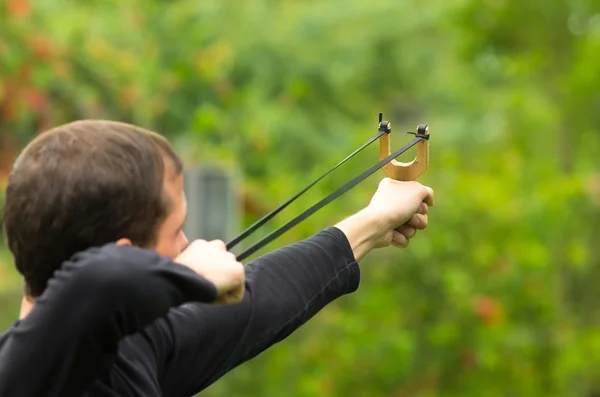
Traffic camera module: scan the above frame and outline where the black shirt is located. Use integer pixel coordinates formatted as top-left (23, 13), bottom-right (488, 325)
top-left (0, 227), bottom-right (360, 397)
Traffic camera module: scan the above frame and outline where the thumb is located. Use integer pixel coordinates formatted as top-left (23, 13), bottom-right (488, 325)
top-left (420, 185), bottom-right (434, 207)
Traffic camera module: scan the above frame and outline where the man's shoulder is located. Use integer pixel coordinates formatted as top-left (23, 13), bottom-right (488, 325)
top-left (0, 321), bottom-right (20, 344)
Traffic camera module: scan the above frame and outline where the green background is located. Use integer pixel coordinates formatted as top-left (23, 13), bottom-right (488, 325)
top-left (1, 0), bottom-right (600, 395)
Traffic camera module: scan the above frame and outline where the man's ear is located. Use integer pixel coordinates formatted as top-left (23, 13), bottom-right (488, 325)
top-left (115, 238), bottom-right (133, 247)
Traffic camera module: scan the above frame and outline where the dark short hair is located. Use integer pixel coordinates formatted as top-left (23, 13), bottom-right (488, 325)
top-left (2, 120), bottom-right (183, 297)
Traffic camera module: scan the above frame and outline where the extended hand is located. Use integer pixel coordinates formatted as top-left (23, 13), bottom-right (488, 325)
top-left (366, 178), bottom-right (434, 248)
top-left (365, 178), bottom-right (433, 247)
top-left (335, 178), bottom-right (434, 260)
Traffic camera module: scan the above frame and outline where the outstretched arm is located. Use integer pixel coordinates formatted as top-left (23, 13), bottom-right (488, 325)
top-left (0, 244), bottom-right (219, 397)
top-left (155, 178), bottom-right (434, 396)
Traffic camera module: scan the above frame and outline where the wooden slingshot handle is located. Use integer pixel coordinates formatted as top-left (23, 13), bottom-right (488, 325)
top-left (378, 115), bottom-right (429, 181)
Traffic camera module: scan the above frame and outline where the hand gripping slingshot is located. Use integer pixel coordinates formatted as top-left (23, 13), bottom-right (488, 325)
top-left (227, 112), bottom-right (430, 261)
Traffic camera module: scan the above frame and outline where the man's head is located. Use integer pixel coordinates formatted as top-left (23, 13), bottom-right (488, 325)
top-left (2, 120), bottom-right (189, 298)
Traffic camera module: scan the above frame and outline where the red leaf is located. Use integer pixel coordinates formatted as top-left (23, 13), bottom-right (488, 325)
top-left (28, 34), bottom-right (53, 60)
top-left (474, 295), bottom-right (503, 326)
top-left (22, 88), bottom-right (48, 112)
top-left (7, 0), bottom-right (31, 16)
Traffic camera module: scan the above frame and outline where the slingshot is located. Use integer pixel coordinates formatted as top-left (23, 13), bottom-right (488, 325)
top-left (227, 112), bottom-right (431, 261)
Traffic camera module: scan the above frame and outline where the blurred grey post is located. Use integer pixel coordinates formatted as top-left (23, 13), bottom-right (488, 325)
top-left (183, 166), bottom-right (241, 244)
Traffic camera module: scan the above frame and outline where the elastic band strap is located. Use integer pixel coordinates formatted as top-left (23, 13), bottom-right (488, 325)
top-left (236, 137), bottom-right (424, 261)
top-left (226, 130), bottom-right (386, 250)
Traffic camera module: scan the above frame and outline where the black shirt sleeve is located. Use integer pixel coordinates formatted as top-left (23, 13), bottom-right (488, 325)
top-left (0, 244), bottom-right (218, 397)
top-left (151, 227), bottom-right (361, 397)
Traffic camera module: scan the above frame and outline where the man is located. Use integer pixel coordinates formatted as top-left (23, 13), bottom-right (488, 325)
top-left (0, 120), bottom-right (434, 396)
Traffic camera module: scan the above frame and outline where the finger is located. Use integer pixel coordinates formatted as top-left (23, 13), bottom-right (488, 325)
top-left (188, 239), bottom-right (207, 247)
top-left (220, 287), bottom-right (245, 305)
top-left (391, 231), bottom-right (409, 248)
top-left (214, 290), bottom-right (238, 305)
top-left (216, 296), bottom-right (237, 306)
top-left (181, 239), bottom-right (207, 253)
top-left (208, 240), bottom-right (227, 250)
top-left (379, 177), bottom-right (392, 186)
top-left (407, 213), bottom-right (428, 230)
top-left (224, 251), bottom-right (238, 261)
top-left (232, 286), bottom-right (245, 302)
top-left (395, 224), bottom-right (417, 239)
top-left (421, 185), bottom-right (434, 207)
top-left (222, 293), bottom-right (241, 305)
top-left (417, 202), bottom-right (428, 215)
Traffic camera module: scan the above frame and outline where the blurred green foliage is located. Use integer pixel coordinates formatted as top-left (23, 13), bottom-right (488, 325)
top-left (1, 0), bottom-right (600, 396)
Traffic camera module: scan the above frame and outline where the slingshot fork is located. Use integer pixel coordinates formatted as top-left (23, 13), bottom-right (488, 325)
top-left (378, 112), bottom-right (429, 181)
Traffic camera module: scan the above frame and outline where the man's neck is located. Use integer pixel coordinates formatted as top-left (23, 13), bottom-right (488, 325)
top-left (19, 296), bottom-right (35, 320)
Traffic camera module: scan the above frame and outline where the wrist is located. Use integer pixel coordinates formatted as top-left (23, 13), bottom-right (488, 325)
top-left (334, 208), bottom-right (384, 261)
